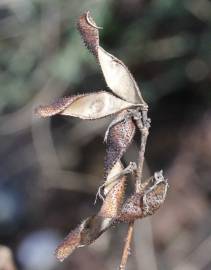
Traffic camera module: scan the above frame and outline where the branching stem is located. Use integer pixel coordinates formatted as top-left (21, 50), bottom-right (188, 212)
top-left (119, 108), bottom-right (150, 269)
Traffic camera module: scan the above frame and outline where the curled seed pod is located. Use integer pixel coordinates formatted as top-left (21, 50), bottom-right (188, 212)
top-left (55, 224), bottom-right (82, 262)
top-left (77, 12), bottom-right (146, 105)
top-left (103, 161), bottom-right (124, 195)
top-left (104, 110), bottom-right (136, 178)
top-left (35, 92), bottom-right (137, 120)
top-left (142, 171), bottom-right (168, 217)
top-left (55, 162), bottom-right (131, 261)
top-left (99, 161), bottom-right (126, 218)
top-left (77, 11), bottom-right (100, 58)
top-left (55, 215), bottom-right (112, 262)
top-left (117, 171), bottom-right (168, 223)
top-left (35, 96), bottom-right (79, 117)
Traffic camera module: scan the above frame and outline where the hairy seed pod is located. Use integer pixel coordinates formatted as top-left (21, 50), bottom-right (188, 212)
top-left (77, 11), bottom-right (100, 58)
top-left (99, 162), bottom-right (126, 218)
top-left (55, 215), bottom-right (112, 262)
top-left (77, 12), bottom-right (146, 105)
top-left (118, 193), bottom-right (144, 223)
top-left (118, 171), bottom-right (168, 222)
top-left (104, 110), bottom-right (136, 178)
top-left (35, 92), bottom-right (137, 119)
top-left (35, 96), bottom-right (78, 117)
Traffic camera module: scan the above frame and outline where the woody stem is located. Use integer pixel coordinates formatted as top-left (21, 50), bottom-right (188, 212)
top-left (119, 108), bottom-right (150, 270)
top-left (135, 109), bottom-right (150, 192)
top-left (119, 222), bottom-right (134, 270)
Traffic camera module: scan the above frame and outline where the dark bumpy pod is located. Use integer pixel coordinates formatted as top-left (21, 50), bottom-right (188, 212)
top-left (77, 11), bottom-right (101, 58)
top-left (104, 110), bottom-right (136, 178)
top-left (117, 171), bottom-right (168, 223)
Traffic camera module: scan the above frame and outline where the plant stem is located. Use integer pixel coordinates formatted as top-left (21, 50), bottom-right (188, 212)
top-left (119, 108), bottom-right (150, 269)
top-left (119, 222), bottom-right (134, 270)
top-left (136, 127), bottom-right (149, 192)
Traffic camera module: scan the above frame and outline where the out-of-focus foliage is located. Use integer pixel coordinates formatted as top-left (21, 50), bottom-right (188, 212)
top-left (0, 0), bottom-right (211, 270)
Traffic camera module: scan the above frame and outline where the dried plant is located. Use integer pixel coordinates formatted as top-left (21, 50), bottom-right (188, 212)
top-left (35, 11), bottom-right (169, 270)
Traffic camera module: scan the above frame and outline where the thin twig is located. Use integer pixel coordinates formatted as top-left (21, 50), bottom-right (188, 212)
top-left (136, 127), bottom-right (149, 192)
top-left (135, 109), bottom-right (150, 192)
top-left (119, 108), bottom-right (150, 269)
top-left (119, 222), bottom-right (134, 270)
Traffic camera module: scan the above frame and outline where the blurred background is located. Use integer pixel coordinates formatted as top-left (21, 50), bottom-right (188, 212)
top-left (0, 0), bottom-right (211, 269)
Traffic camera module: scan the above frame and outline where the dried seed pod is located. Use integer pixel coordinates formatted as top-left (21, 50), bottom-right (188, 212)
top-left (56, 215), bottom-right (112, 262)
top-left (77, 11), bottom-right (100, 58)
top-left (142, 171), bottom-right (168, 217)
top-left (103, 161), bottom-right (124, 195)
top-left (98, 47), bottom-right (146, 105)
top-left (55, 162), bottom-right (131, 261)
top-left (55, 224), bottom-right (82, 262)
top-left (35, 96), bottom-right (79, 117)
top-left (104, 110), bottom-right (136, 178)
top-left (99, 161), bottom-right (126, 218)
top-left (117, 171), bottom-right (168, 223)
top-left (118, 193), bottom-right (144, 223)
top-left (35, 91), bottom-right (137, 120)
top-left (77, 12), bottom-right (146, 105)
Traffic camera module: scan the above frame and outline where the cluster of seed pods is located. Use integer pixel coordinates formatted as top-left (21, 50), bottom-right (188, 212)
top-left (36, 12), bottom-right (168, 262)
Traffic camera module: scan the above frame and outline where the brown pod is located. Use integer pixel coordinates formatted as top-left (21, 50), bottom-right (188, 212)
top-left (117, 171), bottom-right (168, 223)
top-left (118, 193), bottom-right (144, 222)
top-left (99, 163), bottom-right (126, 218)
top-left (104, 110), bottom-right (136, 178)
top-left (35, 96), bottom-right (79, 118)
top-left (55, 215), bottom-right (112, 261)
top-left (77, 11), bottom-right (100, 58)
top-left (55, 224), bottom-right (82, 262)
top-left (35, 92), bottom-right (137, 120)
top-left (142, 173), bottom-right (168, 216)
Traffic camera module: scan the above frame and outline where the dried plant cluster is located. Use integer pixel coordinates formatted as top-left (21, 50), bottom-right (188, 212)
top-left (36, 11), bottom-right (169, 270)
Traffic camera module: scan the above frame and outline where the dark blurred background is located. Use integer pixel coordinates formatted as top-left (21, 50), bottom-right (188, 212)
top-left (0, 0), bottom-right (211, 269)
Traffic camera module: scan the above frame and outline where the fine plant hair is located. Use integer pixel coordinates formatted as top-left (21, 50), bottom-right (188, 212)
top-left (35, 11), bottom-right (169, 270)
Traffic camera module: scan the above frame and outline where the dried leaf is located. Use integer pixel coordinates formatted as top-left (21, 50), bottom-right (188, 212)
top-left (98, 47), bottom-right (146, 104)
top-left (55, 215), bottom-right (112, 261)
top-left (36, 91), bottom-right (137, 120)
top-left (99, 161), bottom-right (126, 218)
top-left (104, 110), bottom-right (136, 178)
top-left (77, 11), bottom-right (100, 58)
